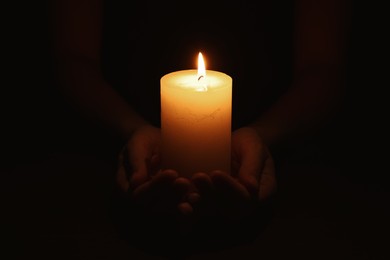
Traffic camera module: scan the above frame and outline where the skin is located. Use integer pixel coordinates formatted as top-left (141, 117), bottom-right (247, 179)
top-left (52, 0), bottom-right (350, 231)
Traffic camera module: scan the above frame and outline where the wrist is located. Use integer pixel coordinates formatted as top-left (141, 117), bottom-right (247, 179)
top-left (246, 124), bottom-right (280, 148)
top-left (118, 118), bottom-right (151, 141)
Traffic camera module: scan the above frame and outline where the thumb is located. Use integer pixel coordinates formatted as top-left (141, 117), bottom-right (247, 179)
top-left (126, 139), bottom-right (150, 189)
top-left (128, 152), bottom-right (149, 189)
top-left (236, 144), bottom-right (266, 198)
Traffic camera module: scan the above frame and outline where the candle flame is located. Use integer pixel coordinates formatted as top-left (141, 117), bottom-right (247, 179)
top-left (196, 52), bottom-right (208, 91)
top-left (197, 52), bottom-right (206, 80)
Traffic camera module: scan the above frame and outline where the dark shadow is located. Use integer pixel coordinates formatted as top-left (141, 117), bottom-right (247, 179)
top-left (109, 186), bottom-right (274, 259)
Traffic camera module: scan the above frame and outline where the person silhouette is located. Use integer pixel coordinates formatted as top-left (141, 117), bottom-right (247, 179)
top-left (51, 0), bottom-right (350, 255)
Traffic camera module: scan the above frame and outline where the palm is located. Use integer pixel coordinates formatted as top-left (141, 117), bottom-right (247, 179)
top-left (116, 125), bottom-right (192, 218)
top-left (191, 127), bottom-right (277, 222)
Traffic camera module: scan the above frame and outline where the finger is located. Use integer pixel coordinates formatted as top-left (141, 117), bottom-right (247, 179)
top-left (116, 148), bottom-right (130, 192)
top-left (177, 202), bottom-right (196, 234)
top-left (175, 177), bottom-right (200, 206)
top-left (192, 172), bottom-right (213, 196)
top-left (258, 156), bottom-right (277, 201)
top-left (127, 138), bottom-right (153, 189)
top-left (173, 177), bottom-right (192, 200)
top-left (210, 170), bottom-right (251, 200)
top-left (132, 170), bottom-right (178, 204)
top-left (128, 151), bottom-right (149, 190)
top-left (180, 192), bottom-right (201, 217)
top-left (116, 162), bottom-right (130, 193)
top-left (187, 192), bottom-right (201, 204)
top-left (177, 202), bottom-right (194, 216)
top-left (190, 173), bottom-right (213, 218)
top-left (150, 153), bottom-right (161, 175)
top-left (236, 146), bottom-right (266, 198)
top-left (211, 171), bottom-right (255, 221)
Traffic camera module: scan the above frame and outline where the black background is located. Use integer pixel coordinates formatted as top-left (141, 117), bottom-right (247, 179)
top-left (3, 1), bottom-right (388, 183)
top-left (2, 1), bottom-right (389, 259)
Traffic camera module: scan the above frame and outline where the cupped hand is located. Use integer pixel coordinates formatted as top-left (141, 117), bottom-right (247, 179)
top-left (116, 125), bottom-right (193, 218)
top-left (191, 127), bottom-right (277, 222)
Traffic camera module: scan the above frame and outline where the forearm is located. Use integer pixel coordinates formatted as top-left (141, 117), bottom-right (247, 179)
top-left (250, 69), bottom-right (345, 148)
top-left (251, 0), bottom-right (350, 148)
top-left (51, 0), bottom-right (149, 140)
top-left (56, 57), bottom-right (149, 140)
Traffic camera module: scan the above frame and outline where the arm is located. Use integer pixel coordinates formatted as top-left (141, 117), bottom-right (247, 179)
top-left (52, 0), bottom-right (194, 223)
top-left (189, 0), bottom-right (352, 221)
top-left (250, 0), bottom-right (351, 148)
top-left (51, 0), bottom-right (148, 140)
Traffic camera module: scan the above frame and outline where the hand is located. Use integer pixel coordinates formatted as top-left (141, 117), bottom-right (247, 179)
top-left (116, 125), bottom-right (192, 218)
top-left (191, 127), bottom-right (277, 222)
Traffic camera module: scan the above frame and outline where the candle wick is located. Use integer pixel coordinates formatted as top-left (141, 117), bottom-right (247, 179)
top-left (198, 75), bottom-right (204, 81)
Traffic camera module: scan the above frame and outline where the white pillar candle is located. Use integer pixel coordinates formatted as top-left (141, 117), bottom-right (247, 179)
top-left (160, 53), bottom-right (232, 178)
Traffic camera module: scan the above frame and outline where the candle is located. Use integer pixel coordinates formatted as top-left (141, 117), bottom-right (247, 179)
top-left (160, 53), bottom-right (232, 178)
